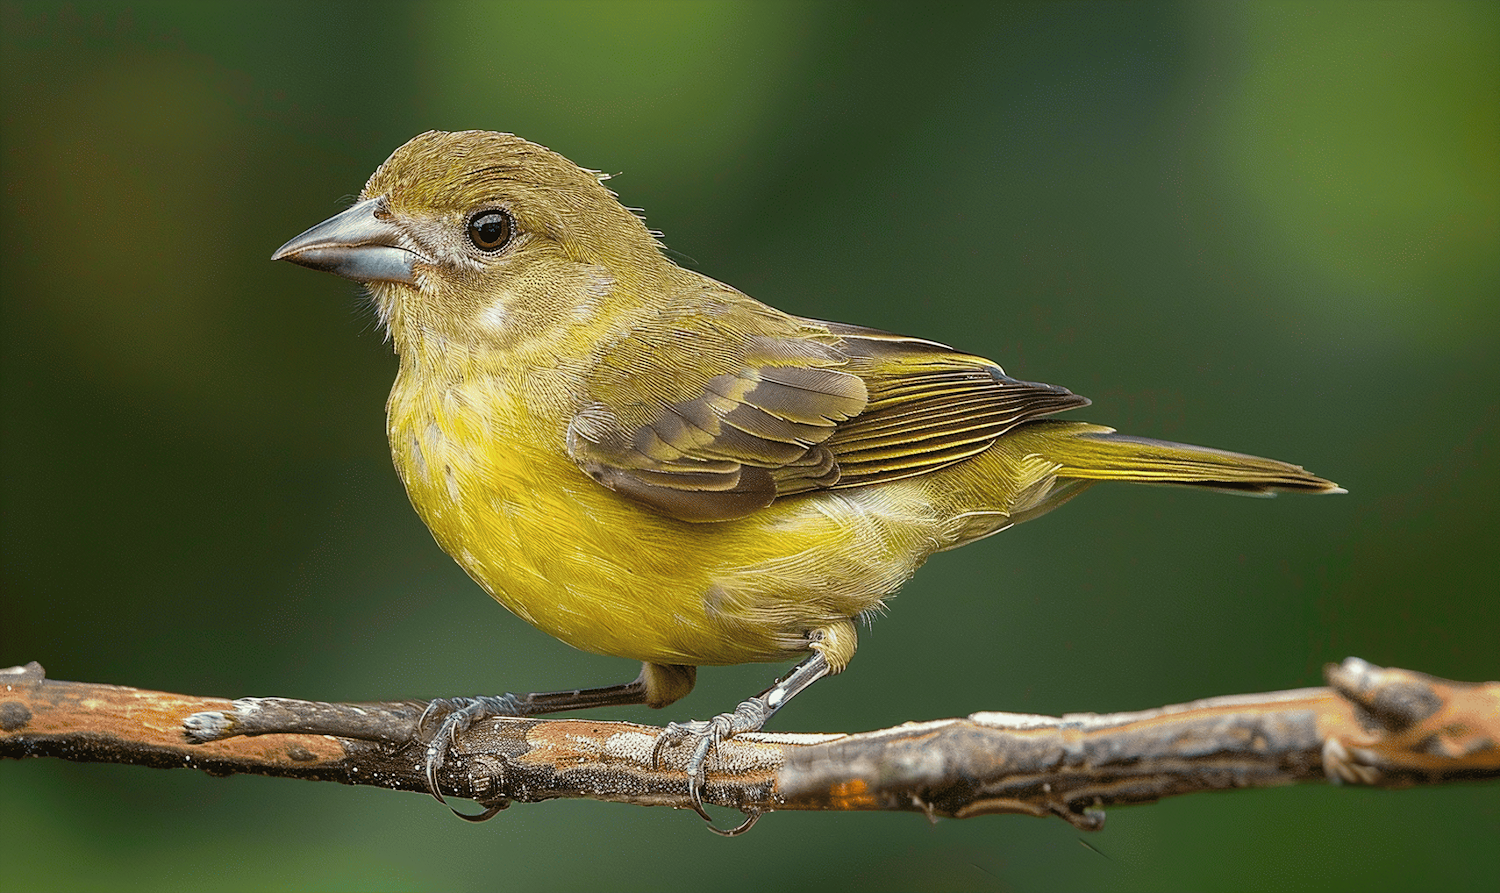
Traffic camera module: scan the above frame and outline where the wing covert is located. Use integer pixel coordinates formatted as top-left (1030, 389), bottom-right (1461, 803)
top-left (567, 295), bottom-right (867, 522)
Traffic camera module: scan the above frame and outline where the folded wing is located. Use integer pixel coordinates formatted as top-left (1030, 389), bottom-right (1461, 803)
top-left (567, 294), bottom-right (1087, 522)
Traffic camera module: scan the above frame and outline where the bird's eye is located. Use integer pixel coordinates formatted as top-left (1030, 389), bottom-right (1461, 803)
top-left (467, 210), bottom-right (513, 252)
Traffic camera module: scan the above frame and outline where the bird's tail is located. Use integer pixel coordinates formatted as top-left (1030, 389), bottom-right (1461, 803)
top-left (1010, 419), bottom-right (1343, 495)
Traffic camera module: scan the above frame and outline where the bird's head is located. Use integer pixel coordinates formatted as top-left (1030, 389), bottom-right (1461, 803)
top-left (274, 130), bottom-right (667, 361)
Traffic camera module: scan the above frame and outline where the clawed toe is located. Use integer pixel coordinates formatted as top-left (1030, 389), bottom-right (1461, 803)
top-left (416, 694), bottom-right (524, 813)
top-left (652, 697), bottom-right (770, 832)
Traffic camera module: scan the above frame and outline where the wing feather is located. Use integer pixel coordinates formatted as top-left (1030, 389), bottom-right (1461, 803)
top-left (567, 297), bottom-right (1087, 522)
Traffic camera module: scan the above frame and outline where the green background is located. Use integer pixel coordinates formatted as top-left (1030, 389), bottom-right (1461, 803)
top-left (3, 2), bottom-right (1496, 890)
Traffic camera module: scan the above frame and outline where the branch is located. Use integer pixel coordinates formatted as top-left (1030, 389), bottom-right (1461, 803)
top-left (2, 659), bottom-right (1494, 829)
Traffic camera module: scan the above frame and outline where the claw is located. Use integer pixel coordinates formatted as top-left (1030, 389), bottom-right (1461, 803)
top-left (649, 650), bottom-right (834, 834)
top-left (416, 694), bottom-right (524, 818)
top-left (709, 809), bottom-right (763, 837)
top-left (653, 696), bottom-right (772, 829)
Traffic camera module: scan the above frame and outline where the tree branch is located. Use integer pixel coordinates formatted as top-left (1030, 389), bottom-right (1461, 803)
top-left (2, 658), bottom-right (1494, 829)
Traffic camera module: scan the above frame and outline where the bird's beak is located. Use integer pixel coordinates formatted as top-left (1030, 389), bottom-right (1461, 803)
top-left (272, 197), bottom-right (421, 285)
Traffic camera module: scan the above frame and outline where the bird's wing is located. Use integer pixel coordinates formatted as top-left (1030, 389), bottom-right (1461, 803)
top-left (567, 294), bottom-right (1087, 523)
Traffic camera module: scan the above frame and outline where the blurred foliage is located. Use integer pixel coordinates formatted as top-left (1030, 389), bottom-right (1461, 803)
top-left (1215, 1), bottom-right (1498, 341)
top-left (2, 2), bottom-right (1496, 891)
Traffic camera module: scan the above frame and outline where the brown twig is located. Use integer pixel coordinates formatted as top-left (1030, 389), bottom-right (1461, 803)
top-left (2, 659), bottom-right (1494, 829)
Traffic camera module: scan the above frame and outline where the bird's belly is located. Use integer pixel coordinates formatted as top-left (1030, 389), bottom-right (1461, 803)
top-left (388, 402), bottom-right (938, 667)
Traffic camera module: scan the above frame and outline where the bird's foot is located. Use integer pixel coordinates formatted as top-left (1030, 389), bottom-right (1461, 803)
top-left (652, 697), bottom-right (769, 836)
top-left (417, 694), bottom-right (526, 820)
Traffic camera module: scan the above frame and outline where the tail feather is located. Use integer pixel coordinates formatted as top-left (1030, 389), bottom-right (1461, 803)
top-left (1014, 420), bottom-right (1343, 495)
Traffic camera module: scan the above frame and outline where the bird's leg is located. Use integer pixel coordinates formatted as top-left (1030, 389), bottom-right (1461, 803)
top-left (421, 662), bottom-right (695, 816)
top-left (653, 620), bottom-right (854, 835)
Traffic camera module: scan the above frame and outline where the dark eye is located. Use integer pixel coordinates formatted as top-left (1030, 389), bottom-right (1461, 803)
top-left (467, 210), bottom-right (513, 252)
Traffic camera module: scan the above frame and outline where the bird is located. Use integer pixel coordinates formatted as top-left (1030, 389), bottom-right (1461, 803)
top-left (273, 130), bottom-right (1341, 831)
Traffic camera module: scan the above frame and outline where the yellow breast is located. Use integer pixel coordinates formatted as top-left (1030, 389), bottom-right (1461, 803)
top-left (384, 369), bottom-right (937, 667)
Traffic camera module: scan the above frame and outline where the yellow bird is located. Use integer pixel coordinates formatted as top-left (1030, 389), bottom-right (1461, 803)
top-left (274, 130), bottom-right (1340, 828)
